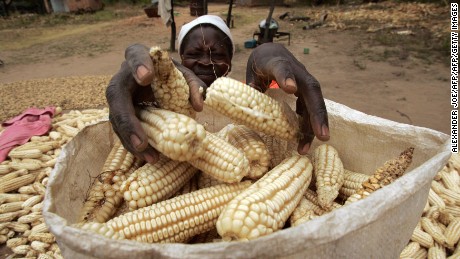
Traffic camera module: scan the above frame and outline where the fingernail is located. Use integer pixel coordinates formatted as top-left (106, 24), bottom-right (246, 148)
top-left (136, 65), bottom-right (150, 81)
top-left (130, 134), bottom-right (143, 150)
top-left (321, 124), bottom-right (329, 137)
top-left (144, 153), bottom-right (156, 164)
top-left (285, 78), bottom-right (297, 93)
top-left (300, 142), bottom-right (310, 154)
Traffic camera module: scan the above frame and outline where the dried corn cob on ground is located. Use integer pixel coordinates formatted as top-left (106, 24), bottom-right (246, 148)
top-left (0, 107), bottom-right (108, 258)
top-left (399, 154), bottom-right (460, 258)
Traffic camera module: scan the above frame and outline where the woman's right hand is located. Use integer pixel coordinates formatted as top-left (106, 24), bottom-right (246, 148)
top-left (105, 44), bottom-right (205, 164)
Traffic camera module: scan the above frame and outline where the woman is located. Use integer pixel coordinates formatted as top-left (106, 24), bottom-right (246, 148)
top-left (106, 15), bottom-right (329, 164)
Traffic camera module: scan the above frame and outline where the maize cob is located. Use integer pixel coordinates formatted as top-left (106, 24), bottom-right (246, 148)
top-left (345, 147), bottom-right (414, 205)
top-left (421, 217), bottom-right (447, 246)
top-left (312, 144), bottom-right (344, 210)
top-left (411, 226), bottom-right (435, 248)
top-left (8, 222), bottom-right (30, 232)
top-left (6, 237), bottom-right (28, 248)
top-left (425, 206), bottom-right (442, 220)
top-left (0, 222), bottom-right (8, 231)
top-left (445, 217), bottom-right (460, 248)
top-left (428, 245), bottom-right (446, 259)
top-left (0, 227), bottom-right (7, 235)
top-left (38, 254), bottom-right (55, 259)
top-left (139, 107), bottom-right (207, 161)
top-left (429, 189), bottom-right (447, 209)
top-left (38, 154), bottom-right (52, 162)
top-left (446, 206), bottom-right (460, 218)
top-left (260, 134), bottom-right (297, 170)
top-left (11, 244), bottom-right (30, 255)
top-left (30, 135), bottom-right (49, 141)
top-left (149, 46), bottom-right (195, 118)
top-left (436, 220), bottom-right (447, 235)
top-left (121, 154), bottom-right (198, 210)
top-left (79, 156), bottom-right (143, 222)
top-left (102, 137), bottom-right (137, 172)
top-left (8, 148), bottom-right (43, 159)
top-left (21, 195), bottom-right (43, 209)
top-left (13, 141), bottom-right (57, 153)
top-left (302, 189), bottom-right (342, 213)
top-left (77, 222), bottom-right (123, 239)
top-left (6, 229), bottom-right (14, 238)
top-left (438, 210), bottom-right (454, 226)
top-left (31, 202), bottom-right (43, 213)
top-left (31, 218), bottom-right (45, 227)
top-left (289, 198), bottom-right (320, 227)
top-left (18, 212), bottom-right (42, 224)
top-left (0, 210), bottom-right (28, 223)
top-left (441, 170), bottom-right (460, 193)
top-left (215, 123), bottom-right (234, 141)
top-left (9, 159), bottom-right (43, 171)
top-left (0, 169), bottom-right (28, 182)
top-left (0, 173), bottom-right (37, 193)
top-left (216, 154), bottom-right (313, 241)
top-left (78, 152), bottom-right (142, 223)
top-left (0, 164), bottom-right (12, 175)
top-left (205, 77), bottom-right (299, 141)
top-left (18, 185), bottom-right (37, 195)
top-left (30, 223), bottom-right (49, 235)
top-left (105, 181), bottom-right (252, 243)
top-left (339, 169), bottom-right (370, 199)
top-left (400, 241), bottom-right (421, 258)
top-left (57, 124), bottom-right (79, 137)
top-left (30, 240), bottom-right (50, 253)
top-left (188, 132), bottom-right (250, 183)
top-left (197, 171), bottom-right (222, 189)
top-left (48, 131), bottom-right (62, 140)
top-left (0, 234), bottom-right (6, 244)
top-left (173, 172), bottom-right (200, 196)
top-left (32, 182), bottom-right (46, 196)
top-left (432, 181), bottom-right (460, 206)
top-left (413, 247), bottom-right (428, 259)
top-left (225, 125), bottom-right (271, 179)
top-left (27, 233), bottom-right (55, 243)
top-left (0, 201), bottom-right (24, 214)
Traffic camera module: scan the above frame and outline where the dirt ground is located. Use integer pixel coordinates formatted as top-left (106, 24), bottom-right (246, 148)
top-left (0, 1), bottom-right (451, 135)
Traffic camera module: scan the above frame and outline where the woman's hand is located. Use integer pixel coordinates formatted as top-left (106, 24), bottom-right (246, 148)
top-left (245, 43), bottom-right (330, 154)
top-left (106, 44), bottom-right (205, 164)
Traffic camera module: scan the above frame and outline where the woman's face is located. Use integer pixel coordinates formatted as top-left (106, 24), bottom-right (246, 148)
top-left (180, 25), bottom-right (232, 87)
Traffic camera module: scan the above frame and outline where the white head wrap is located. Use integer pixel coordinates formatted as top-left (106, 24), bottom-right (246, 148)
top-left (177, 15), bottom-right (234, 56)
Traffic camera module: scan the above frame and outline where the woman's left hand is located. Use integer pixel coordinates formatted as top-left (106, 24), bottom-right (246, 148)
top-left (245, 43), bottom-right (330, 154)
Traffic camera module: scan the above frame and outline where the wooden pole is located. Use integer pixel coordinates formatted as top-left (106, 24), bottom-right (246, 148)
top-left (2, 0), bottom-right (12, 16)
top-left (43, 0), bottom-right (51, 13)
top-left (170, 0), bottom-right (176, 52)
top-left (263, 0), bottom-right (275, 43)
top-left (226, 0), bottom-right (233, 28)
